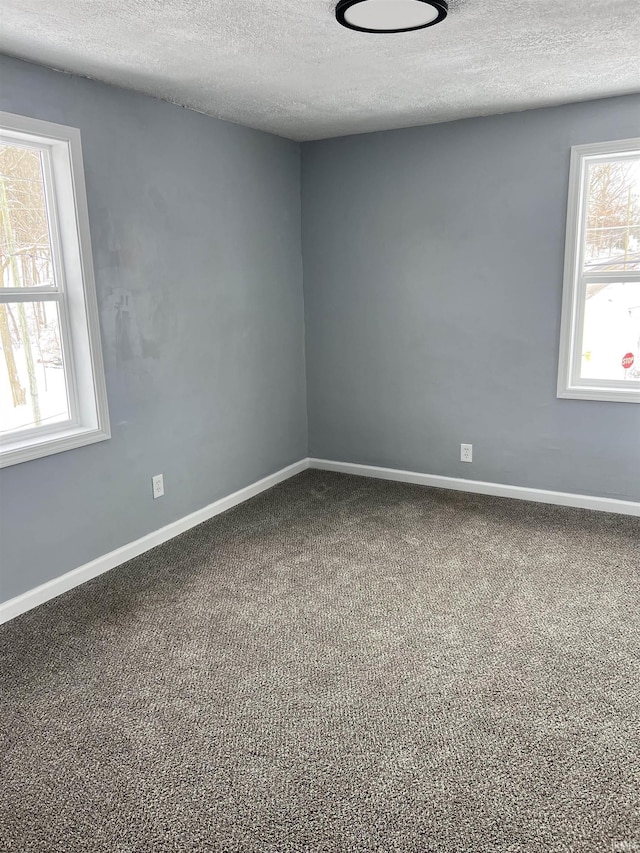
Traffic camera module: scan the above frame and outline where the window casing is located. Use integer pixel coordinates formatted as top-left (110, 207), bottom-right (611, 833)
top-left (558, 137), bottom-right (640, 403)
top-left (0, 112), bottom-right (110, 467)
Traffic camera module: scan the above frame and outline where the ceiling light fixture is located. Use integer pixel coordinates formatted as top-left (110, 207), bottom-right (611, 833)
top-left (336, 0), bottom-right (448, 33)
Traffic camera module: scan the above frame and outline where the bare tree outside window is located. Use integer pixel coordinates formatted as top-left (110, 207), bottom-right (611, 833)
top-left (0, 112), bottom-right (109, 468)
top-left (0, 143), bottom-right (70, 435)
top-left (585, 160), bottom-right (640, 271)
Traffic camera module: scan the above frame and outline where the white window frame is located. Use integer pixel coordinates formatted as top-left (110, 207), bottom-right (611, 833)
top-left (0, 112), bottom-right (110, 467)
top-left (558, 137), bottom-right (640, 404)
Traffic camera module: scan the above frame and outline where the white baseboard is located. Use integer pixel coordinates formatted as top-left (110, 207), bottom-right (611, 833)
top-left (309, 458), bottom-right (640, 517)
top-left (3, 455), bottom-right (637, 625)
top-left (0, 459), bottom-right (309, 625)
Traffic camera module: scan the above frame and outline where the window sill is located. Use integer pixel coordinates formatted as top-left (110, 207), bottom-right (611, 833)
top-left (0, 424), bottom-right (111, 468)
top-left (558, 385), bottom-right (640, 404)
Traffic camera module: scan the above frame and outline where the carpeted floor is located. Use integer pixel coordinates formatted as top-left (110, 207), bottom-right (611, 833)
top-left (1, 469), bottom-right (639, 853)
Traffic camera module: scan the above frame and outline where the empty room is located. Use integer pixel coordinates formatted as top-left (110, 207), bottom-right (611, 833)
top-left (0, 0), bottom-right (639, 850)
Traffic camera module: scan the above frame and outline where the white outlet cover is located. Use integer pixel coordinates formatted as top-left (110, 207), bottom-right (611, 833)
top-left (152, 474), bottom-right (164, 498)
top-left (460, 444), bottom-right (473, 463)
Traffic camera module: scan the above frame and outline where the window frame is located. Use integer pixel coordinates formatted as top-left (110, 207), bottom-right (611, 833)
top-left (557, 136), bottom-right (640, 404)
top-left (0, 111), bottom-right (110, 467)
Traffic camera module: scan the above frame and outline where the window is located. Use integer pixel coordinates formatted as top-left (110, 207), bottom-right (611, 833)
top-left (0, 112), bottom-right (109, 467)
top-left (558, 137), bottom-right (640, 403)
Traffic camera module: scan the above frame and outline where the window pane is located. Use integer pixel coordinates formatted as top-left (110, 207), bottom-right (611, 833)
top-left (580, 282), bottom-right (640, 381)
top-left (0, 301), bottom-right (71, 435)
top-left (0, 143), bottom-right (56, 288)
top-left (584, 157), bottom-right (640, 272)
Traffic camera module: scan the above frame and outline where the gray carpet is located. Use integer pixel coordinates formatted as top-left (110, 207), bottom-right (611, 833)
top-left (1, 470), bottom-right (639, 853)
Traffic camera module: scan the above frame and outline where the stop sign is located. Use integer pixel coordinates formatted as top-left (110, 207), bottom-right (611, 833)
top-left (622, 352), bottom-right (635, 370)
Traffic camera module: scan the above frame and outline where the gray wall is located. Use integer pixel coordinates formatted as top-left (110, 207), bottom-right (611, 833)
top-left (0, 56), bottom-right (307, 602)
top-left (2, 57), bottom-right (638, 606)
top-left (302, 96), bottom-right (640, 501)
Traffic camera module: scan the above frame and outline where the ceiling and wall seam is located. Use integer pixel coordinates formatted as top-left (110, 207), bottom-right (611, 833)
top-left (1, 0), bottom-right (639, 141)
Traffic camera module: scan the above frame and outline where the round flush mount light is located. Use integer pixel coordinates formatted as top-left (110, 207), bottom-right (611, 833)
top-left (336, 0), bottom-right (448, 33)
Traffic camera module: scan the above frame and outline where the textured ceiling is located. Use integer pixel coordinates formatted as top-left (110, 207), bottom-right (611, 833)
top-left (1, 0), bottom-right (639, 140)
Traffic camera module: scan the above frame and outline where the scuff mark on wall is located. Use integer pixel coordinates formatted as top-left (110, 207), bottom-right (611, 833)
top-left (102, 288), bottom-right (163, 369)
top-left (115, 293), bottom-right (135, 363)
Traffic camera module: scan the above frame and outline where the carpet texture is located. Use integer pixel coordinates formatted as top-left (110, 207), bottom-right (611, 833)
top-left (1, 470), bottom-right (639, 852)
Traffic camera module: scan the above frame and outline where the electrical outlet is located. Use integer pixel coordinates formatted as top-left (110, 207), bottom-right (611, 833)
top-left (152, 474), bottom-right (164, 499)
top-left (460, 444), bottom-right (473, 463)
